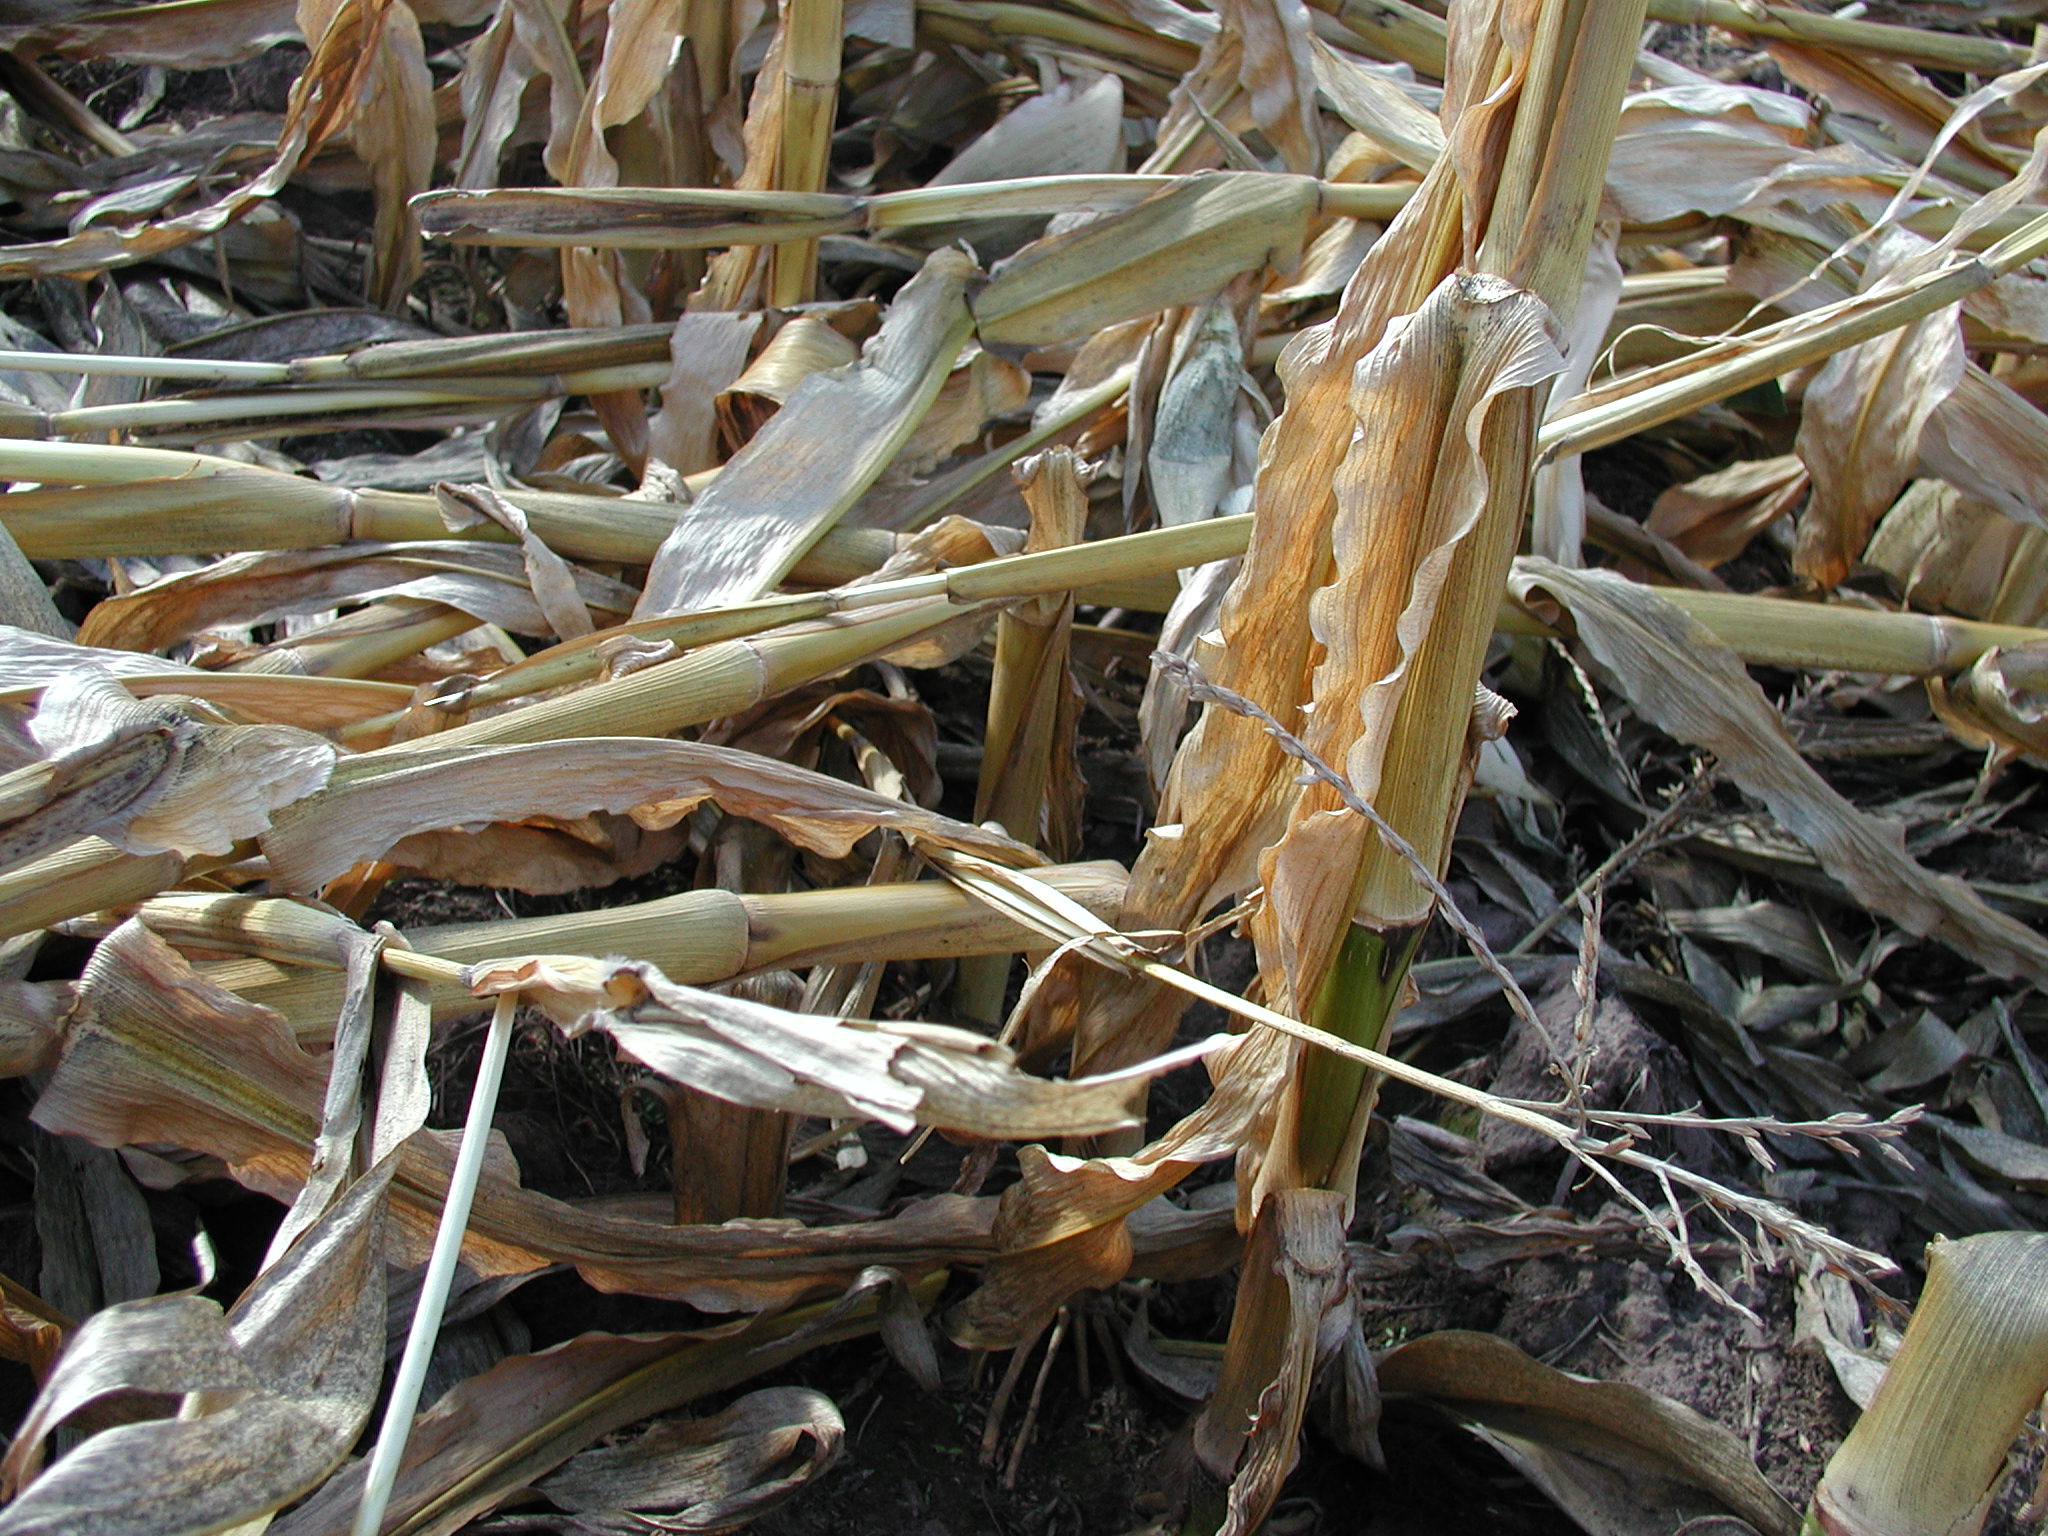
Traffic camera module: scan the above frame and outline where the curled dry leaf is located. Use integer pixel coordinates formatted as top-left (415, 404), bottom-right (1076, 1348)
top-left (276, 1271), bottom-right (923, 1536)
top-left (1376, 1330), bottom-right (1799, 1536)
top-left (1793, 234), bottom-right (1966, 589)
top-left (259, 734), bottom-right (1042, 891)
top-left (1254, 270), bottom-right (1563, 1011)
top-left (464, 952), bottom-right (1216, 1138)
top-left (533, 1386), bottom-right (844, 1533)
top-left (1929, 642), bottom-right (2048, 766)
top-left (1645, 454), bottom-right (1809, 571)
top-left (0, 669), bottom-right (333, 871)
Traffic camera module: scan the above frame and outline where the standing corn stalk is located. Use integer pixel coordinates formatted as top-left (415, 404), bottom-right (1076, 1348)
top-left (979, 0), bottom-right (1651, 1524)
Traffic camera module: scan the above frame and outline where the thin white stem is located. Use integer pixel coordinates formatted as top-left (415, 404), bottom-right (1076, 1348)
top-left (0, 348), bottom-right (291, 383)
top-left (349, 993), bottom-right (518, 1536)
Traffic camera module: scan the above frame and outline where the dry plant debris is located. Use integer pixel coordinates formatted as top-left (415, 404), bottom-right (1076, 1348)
top-left (0, 0), bottom-right (2046, 1530)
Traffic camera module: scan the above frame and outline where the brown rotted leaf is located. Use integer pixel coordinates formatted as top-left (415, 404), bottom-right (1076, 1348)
top-left (36, 922), bottom-right (1160, 1310)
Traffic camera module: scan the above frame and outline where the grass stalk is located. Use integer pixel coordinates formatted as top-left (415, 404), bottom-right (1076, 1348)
top-left (1287, 0), bottom-right (1648, 1208)
top-left (1291, 922), bottom-right (1424, 1188)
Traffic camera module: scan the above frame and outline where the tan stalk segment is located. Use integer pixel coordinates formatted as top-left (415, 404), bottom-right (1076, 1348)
top-left (768, 0), bottom-right (844, 305)
top-left (286, 322), bottom-right (679, 382)
top-left (142, 861), bottom-right (1128, 1031)
top-left (1809, 1232), bottom-right (2048, 1536)
top-left (1314, 0), bottom-right (1446, 75)
top-left (956, 449), bottom-right (1088, 1026)
top-left (1543, 207), bottom-right (2048, 462)
top-left (1189, 0), bottom-right (1650, 1523)
top-left (412, 174), bottom-right (1414, 251)
top-left (1640, 0), bottom-right (2029, 71)
top-left (386, 596), bottom-right (982, 747)
top-left (915, 0), bottom-right (1198, 72)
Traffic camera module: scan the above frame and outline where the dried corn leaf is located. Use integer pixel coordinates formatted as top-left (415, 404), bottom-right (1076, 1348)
top-left (1220, 0), bottom-right (1321, 175)
top-left (466, 953), bottom-right (1210, 1138)
top-left (971, 173), bottom-right (1319, 347)
top-left (1912, 365), bottom-right (2048, 529)
top-left (434, 483), bottom-right (597, 640)
top-left (1794, 236), bottom-right (1965, 589)
top-left (1645, 455), bottom-right (1808, 571)
top-left (274, 1273), bottom-right (914, 1536)
top-left (260, 735), bottom-right (1040, 891)
top-left (532, 1386), bottom-right (843, 1532)
top-left (637, 249), bottom-right (978, 617)
top-left (0, 0), bottom-right (389, 280)
top-left (551, 0), bottom-right (689, 352)
top-left (1255, 271), bottom-right (1562, 1009)
top-left (1510, 561), bottom-right (2048, 985)
top-left (35, 923), bottom-right (999, 1309)
top-left (650, 311), bottom-right (761, 473)
top-left (0, 1157), bottom-right (391, 1536)
top-left (1, 669), bottom-right (333, 868)
top-left (949, 1028), bottom-right (1293, 1348)
top-left (1310, 40), bottom-right (1442, 174)
top-left (929, 70), bottom-right (1125, 187)
top-left (1928, 643), bottom-right (2048, 766)
top-left (76, 542), bottom-right (635, 654)
top-left (351, 0), bottom-right (435, 306)
top-left (1604, 80), bottom-right (1811, 224)
top-left (1377, 1330), bottom-right (1799, 1536)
